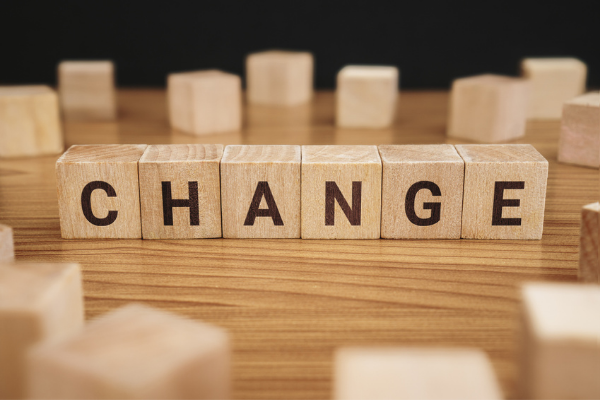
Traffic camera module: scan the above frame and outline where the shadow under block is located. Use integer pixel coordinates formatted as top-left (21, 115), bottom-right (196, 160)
top-left (168, 70), bottom-right (241, 136)
top-left (558, 92), bottom-right (600, 168)
top-left (579, 202), bottom-right (599, 283)
top-left (334, 347), bottom-right (502, 400)
top-left (139, 144), bottom-right (223, 239)
top-left (447, 74), bottom-right (530, 143)
top-left (28, 304), bottom-right (230, 399)
top-left (0, 86), bottom-right (63, 158)
top-left (519, 283), bottom-right (600, 399)
top-left (301, 145), bottom-right (381, 239)
top-left (56, 144), bottom-right (147, 239)
top-left (58, 61), bottom-right (116, 120)
top-left (456, 144), bottom-right (548, 239)
top-left (521, 58), bottom-right (587, 120)
top-left (379, 145), bottom-right (464, 239)
top-left (0, 263), bottom-right (83, 399)
top-left (246, 50), bottom-right (313, 106)
top-left (0, 224), bottom-right (14, 262)
top-left (336, 66), bottom-right (398, 128)
top-left (221, 145), bottom-right (300, 238)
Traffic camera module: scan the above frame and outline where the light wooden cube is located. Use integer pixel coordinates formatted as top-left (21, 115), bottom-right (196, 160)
top-left (28, 303), bottom-right (230, 399)
top-left (0, 263), bottom-right (84, 399)
top-left (334, 347), bottom-right (502, 400)
top-left (301, 145), bottom-right (382, 239)
top-left (58, 61), bottom-right (116, 120)
top-left (221, 145), bottom-right (301, 238)
top-left (521, 58), bottom-right (587, 119)
top-left (56, 144), bottom-right (147, 239)
top-left (579, 202), bottom-right (599, 283)
top-left (0, 224), bottom-right (14, 262)
top-left (519, 283), bottom-right (600, 399)
top-left (456, 144), bottom-right (548, 239)
top-left (336, 66), bottom-right (398, 128)
top-left (139, 144), bottom-right (223, 239)
top-left (168, 70), bottom-right (241, 136)
top-left (246, 50), bottom-right (313, 106)
top-left (447, 74), bottom-right (530, 143)
top-left (379, 145), bottom-right (464, 239)
top-left (0, 86), bottom-right (63, 158)
top-left (558, 92), bottom-right (599, 168)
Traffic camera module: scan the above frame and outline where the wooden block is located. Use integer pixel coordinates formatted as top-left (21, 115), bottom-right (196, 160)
top-left (521, 58), bottom-right (587, 119)
top-left (447, 74), bottom-right (530, 143)
top-left (456, 144), bottom-right (548, 239)
top-left (379, 145), bottom-right (464, 239)
top-left (246, 50), bottom-right (313, 106)
top-left (139, 144), bottom-right (223, 239)
top-left (56, 144), bottom-right (147, 239)
top-left (558, 92), bottom-right (599, 168)
top-left (0, 86), bottom-right (63, 158)
top-left (336, 66), bottom-right (398, 128)
top-left (519, 283), bottom-right (600, 399)
top-left (28, 303), bottom-right (230, 399)
top-left (0, 224), bottom-right (14, 262)
top-left (0, 263), bottom-right (83, 399)
top-left (301, 145), bottom-right (381, 239)
top-left (58, 61), bottom-right (116, 120)
top-left (579, 202), bottom-right (599, 283)
top-left (221, 145), bottom-right (301, 238)
top-left (168, 70), bottom-right (241, 135)
top-left (334, 347), bottom-right (502, 400)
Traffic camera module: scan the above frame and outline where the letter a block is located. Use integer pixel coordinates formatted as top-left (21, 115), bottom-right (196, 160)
top-left (0, 224), bottom-right (14, 262)
top-left (221, 145), bottom-right (300, 238)
top-left (579, 202), bottom-right (599, 283)
top-left (379, 145), bottom-right (464, 239)
top-left (56, 144), bottom-right (147, 239)
top-left (456, 144), bottom-right (548, 239)
top-left (558, 92), bottom-right (599, 168)
top-left (139, 144), bottom-right (223, 239)
top-left (301, 145), bottom-right (382, 239)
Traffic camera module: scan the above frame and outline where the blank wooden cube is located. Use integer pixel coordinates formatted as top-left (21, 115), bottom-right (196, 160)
top-left (579, 202), bottom-right (599, 283)
top-left (246, 50), bottom-right (313, 106)
top-left (221, 145), bottom-right (301, 238)
top-left (0, 86), bottom-right (63, 158)
top-left (0, 263), bottom-right (84, 399)
top-left (58, 61), bottom-right (116, 120)
top-left (336, 66), bottom-right (398, 128)
top-left (334, 347), bottom-right (502, 400)
top-left (521, 58), bottom-right (587, 119)
top-left (456, 144), bottom-right (548, 239)
top-left (56, 144), bottom-right (147, 239)
top-left (379, 145), bottom-right (464, 239)
top-left (519, 283), bottom-right (600, 399)
top-left (139, 144), bottom-right (223, 239)
top-left (0, 224), bottom-right (14, 262)
top-left (558, 92), bottom-right (599, 168)
top-left (168, 70), bottom-right (241, 136)
top-left (301, 145), bottom-right (382, 239)
top-left (28, 303), bottom-right (230, 399)
top-left (447, 74), bottom-right (530, 143)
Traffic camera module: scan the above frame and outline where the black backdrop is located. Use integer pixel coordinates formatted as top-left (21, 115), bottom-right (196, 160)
top-left (2, 1), bottom-right (599, 89)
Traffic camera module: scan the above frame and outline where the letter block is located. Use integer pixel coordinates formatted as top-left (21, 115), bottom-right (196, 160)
top-left (0, 224), bottom-right (14, 262)
top-left (28, 304), bottom-right (230, 399)
top-left (56, 144), bottom-right (147, 239)
top-left (456, 144), bottom-right (548, 239)
top-left (579, 202), bottom-right (599, 283)
top-left (334, 347), bottom-right (502, 400)
top-left (138, 144), bottom-right (223, 239)
top-left (379, 145), bottom-right (464, 239)
top-left (221, 145), bottom-right (300, 238)
top-left (301, 145), bottom-right (381, 239)
top-left (558, 92), bottom-right (599, 168)
top-left (0, 263), bottom-right (84, 399)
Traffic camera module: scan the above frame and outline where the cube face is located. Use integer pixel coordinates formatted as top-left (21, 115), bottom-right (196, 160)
top-left (221, 145), bottom-right (301, 238)
top-left (56, 145), bottom-right (147, 239)
top-left (579, 202), bottom-right (599, 283)
top-left (139, 144), bottom-right (223, 239)
top-left (0, 224), bottom-right (14, 262)
top-left (558, 92), bottom-right (600, 168)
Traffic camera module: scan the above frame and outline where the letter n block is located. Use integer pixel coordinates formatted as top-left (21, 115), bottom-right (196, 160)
top-left (138, 144), bottom-right (223, 239)
top-left (456, 144), bottom-right (548, 239)
top-left (56, 144), bottom-right (147, 239)
top-left (579, 202), bottom-right (599, 283)
top-left (221, 145), bottom-right (300, 238)
top-left (301, 145), bottom-right (381, 239)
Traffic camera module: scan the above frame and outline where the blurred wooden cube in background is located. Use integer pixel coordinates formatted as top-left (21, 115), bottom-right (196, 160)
top-left (579, 202), bottom-right (599, 283)
top-left (0, 224), bottom-right (14, 263)
top-left (558, 92), bottom-right (599, 168)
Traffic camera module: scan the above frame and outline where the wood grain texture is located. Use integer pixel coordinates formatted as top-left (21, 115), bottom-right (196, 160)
top-left (558, 91), bottom-right (600, 169)
top-left (0, 224), bottom-right (14, 262)
top-left (578, 202), bottom-right (599, 283)
top-left (221, 145), bottom-right (301, 238)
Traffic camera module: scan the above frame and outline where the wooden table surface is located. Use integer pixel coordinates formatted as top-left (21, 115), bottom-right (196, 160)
top-left (1, 90), bottom-right (597, 399)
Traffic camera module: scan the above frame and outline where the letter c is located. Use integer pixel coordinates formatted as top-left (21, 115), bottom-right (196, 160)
top-left (80, 181), bottom-right (118, 226)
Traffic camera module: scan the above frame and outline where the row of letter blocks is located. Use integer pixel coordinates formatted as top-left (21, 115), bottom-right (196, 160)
top-left (57, 143), bottom-right (548, 240)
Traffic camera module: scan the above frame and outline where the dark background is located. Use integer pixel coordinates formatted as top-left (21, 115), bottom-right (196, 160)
top-left (2, 1), bottom-right (599, 89)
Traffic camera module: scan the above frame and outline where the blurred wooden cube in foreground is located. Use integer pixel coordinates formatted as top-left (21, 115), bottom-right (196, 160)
top-left (579, 202), bottom-right (599, 283)
top-left (558, 92), bottom-right (599, 168)
top-left (0, 224), bottom-right (14, 262)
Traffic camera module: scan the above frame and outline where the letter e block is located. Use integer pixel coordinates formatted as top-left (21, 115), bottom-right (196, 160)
top-left (558, 92), bottom-right (599, 168)
top-left (0, 224), bottom-right (14, 262)
top-left (579, 202), bottom-right (599, 283)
